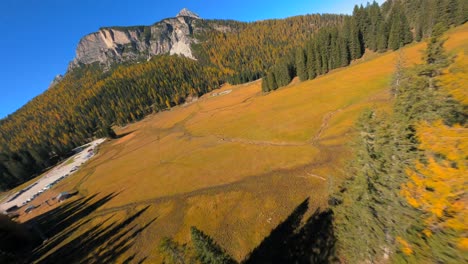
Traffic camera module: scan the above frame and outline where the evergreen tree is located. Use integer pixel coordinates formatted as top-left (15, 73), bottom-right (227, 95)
top-left (273, 61), bottom-right (293, 87)
top-left (295, 47), bottom-right (308, 81)
top-left (376, 22), bottom-right (389, 52)
top-left (314, 40), bottom-right (324, 75)
top-left (306, 41), bottom-right (318, 79)
top-left (346, 17), bottom-right (363, 60)
top-left (190, 227), bottom-right (236, 264)
top-left (334, 31), bottom-right (466, 263)
top-left (266, 71), bottom-right (277, 91)
top-left (159, 237), bottom-right (195, 264)
top-left (261, 78), bottom-right (270, 93)
top-left (388, 5), bottom-right (413, 50)
top-left (445, 0), bottom-right (459, 25)
top-left (339, 36), bottom-right (351, 67)
top-left (401, 13), bottom-right (413, 45)
top-left (367, 1), bottom-right (383, 51)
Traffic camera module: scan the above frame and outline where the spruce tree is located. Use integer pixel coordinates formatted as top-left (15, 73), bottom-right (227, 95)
top-left (159, 237), bottom-right (193, 264)
top-left (339, 36), bottom-right (350, 67)
top-left (401, 13), bottom-right (413, 45)
top-left (377, 22), bottom-right (388, 52)
top-left (295, 47), bottom-right (308, 81)
top-left (190, 227), bottom-right (236, 264)
top-left (334, 32), bottom-right (465, 262)
top-left (367, 1), bottom-right (383, 51)
top-left (387, 4), bottom-right (412, 51)
top-left (306, 41), bottom-right (317, 79)
top-left (274, 61), bottom-right (293, 87)
top-left (388, 14), bottom-right (401, 50)
top-left (266, 71), bottom-right (277, 91)
top-left (445, 0), bottom-right (459, 25)
top-left (261, 78), bottom-right (270, 92)
top-left (346, 17), bottom-right (363, 60)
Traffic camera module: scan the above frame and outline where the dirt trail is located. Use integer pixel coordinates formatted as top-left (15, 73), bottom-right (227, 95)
top-left (298, 173), bottom-right (327, 181)
top-left (213, 104), bottom-right (348, 148)
top-left (310, 107), bottom-right (346, 145)
top-left (216, 136), bottom-right (305, 147)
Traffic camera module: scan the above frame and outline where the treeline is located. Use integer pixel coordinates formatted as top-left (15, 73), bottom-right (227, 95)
top-left (332, 28), bottom-right (467, 263)
top-left (0, 56), bottom-right (222, 190)
top-left (0, 13), bottom-right (345, 190)
top-left (262, 0), bottom-right (468, 92)
top-left (194, 14), bottom-right (345, 84)
top-left (0, 0), bottom-right (466, 190)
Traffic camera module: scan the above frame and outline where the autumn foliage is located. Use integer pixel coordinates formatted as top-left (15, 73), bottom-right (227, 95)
top-left (402, 121), bottom-right (467, 249)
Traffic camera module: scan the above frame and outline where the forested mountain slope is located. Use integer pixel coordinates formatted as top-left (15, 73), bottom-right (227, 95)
top-left (0, 3), bottom-right (466, 263)
top-left (0, 0), bottom-right (466, 190)
top-left (262, 0), bottom-right (467, 91)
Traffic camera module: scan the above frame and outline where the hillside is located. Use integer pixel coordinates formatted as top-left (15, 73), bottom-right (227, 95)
top-left (70, 10), bottom-right (344, 76)
top-left (0, 1), bottom-right (466, 262)
top-left (13, 23), bottom-right (467, 263)
top-left (1, 0), bottom-right (466, 190)
top-left (0, 12), bottom-right (345, 190)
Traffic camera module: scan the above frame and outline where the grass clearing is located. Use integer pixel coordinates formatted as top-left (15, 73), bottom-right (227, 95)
top-left (22, 24), bottom-right (468, 263)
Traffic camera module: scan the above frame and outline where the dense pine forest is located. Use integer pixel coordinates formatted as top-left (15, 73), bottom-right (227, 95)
top-left (0, 0), bottom-right (467, 195)
top-left (193, 14), bottom-right (345, 84)
top-left (262, 0), bottom-right (468, 91)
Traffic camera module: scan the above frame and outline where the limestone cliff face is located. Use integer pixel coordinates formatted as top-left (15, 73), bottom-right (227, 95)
top-left (69, 9), bottom-right (204, 70)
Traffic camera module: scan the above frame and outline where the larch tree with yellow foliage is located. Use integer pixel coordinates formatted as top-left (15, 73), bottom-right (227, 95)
top-left (402, 121), bottom-right (467, 253)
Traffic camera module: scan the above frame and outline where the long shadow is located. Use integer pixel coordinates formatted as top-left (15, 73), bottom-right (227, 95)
top-left (243, 198), bottom-right (336, 264)
top-left (19, 193), bottom-right (153, 263)
top-left (115, 131), bottom-right (135, 139)
top-left (35, 206), bottom-right (153, 264)
top-left (23, 192), bottom-right (117, 252)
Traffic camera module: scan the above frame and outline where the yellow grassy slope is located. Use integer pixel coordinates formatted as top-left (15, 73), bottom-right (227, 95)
top-left (33, 24), bottom-right (468, 262)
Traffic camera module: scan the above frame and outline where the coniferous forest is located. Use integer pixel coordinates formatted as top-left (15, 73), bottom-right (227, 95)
top-left (1, 0), bottom-right (466, 190)
top-left (262, 0), bottom-right (467, 92)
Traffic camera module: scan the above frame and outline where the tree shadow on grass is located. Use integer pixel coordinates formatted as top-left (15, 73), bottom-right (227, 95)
top-left (115, 130), bottom-right (135, 139)
top-left (22, 193), bottom-right (154, 263)
top-left (243, 198), bottom-right (336, 264)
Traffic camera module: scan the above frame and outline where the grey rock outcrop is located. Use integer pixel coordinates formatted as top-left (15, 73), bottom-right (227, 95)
top-left (68, 9), bottom-right (204, 70)
top-left (177, 8), bottom-right (200, 19)
top-left (49, 74), bottom-right (63, 88)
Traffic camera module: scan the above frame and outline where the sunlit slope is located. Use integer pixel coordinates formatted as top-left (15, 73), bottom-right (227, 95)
top-left (47, 24), bottom-right (468, 262)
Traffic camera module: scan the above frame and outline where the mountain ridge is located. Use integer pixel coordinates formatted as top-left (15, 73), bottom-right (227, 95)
top-left (68, 10), bottom-right (205, 70)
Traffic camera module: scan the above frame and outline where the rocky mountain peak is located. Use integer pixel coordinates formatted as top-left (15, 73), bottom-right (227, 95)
top-left (177, 8), bottom-right (200, 19)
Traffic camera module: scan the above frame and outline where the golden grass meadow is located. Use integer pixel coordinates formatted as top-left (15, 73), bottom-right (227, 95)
top-left (21, 24), bottom-right (468, 262)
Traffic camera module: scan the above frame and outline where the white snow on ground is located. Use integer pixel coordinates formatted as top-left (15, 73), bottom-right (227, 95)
top-left (0, 138), bottom-right (106, 212)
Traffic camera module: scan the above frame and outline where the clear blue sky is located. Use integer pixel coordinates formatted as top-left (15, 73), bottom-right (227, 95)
top-left (0, 0), bottom-right (384, 119)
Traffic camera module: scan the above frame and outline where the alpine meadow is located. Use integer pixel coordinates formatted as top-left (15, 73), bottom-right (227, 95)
top-left (0, 0), bottom-right (467, 263)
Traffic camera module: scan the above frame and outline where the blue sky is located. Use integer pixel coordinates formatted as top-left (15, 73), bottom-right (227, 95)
top-left (0, 0), bottom-right (384, 119)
